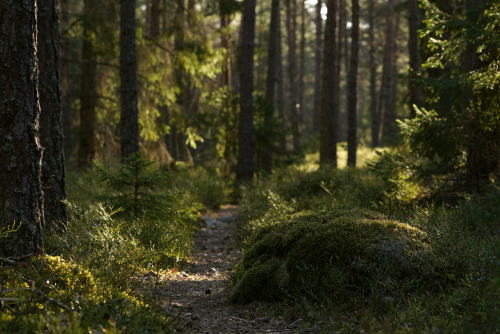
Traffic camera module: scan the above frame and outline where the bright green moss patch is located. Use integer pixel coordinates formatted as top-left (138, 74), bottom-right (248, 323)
top-left (231, 208), bottom-right (440, 304)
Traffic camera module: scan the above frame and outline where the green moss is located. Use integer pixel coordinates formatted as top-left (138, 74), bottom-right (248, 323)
top-left (231, 208), bottom-right (437, 304)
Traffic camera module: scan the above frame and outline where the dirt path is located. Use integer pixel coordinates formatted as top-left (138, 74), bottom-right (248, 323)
top-left (161, 205), bottom-right (312, 334)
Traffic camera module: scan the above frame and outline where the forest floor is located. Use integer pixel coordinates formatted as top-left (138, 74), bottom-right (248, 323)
top-left (159, 205), bottom-right (320, 334)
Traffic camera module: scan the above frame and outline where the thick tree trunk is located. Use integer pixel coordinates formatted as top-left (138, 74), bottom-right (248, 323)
top-left (319, 0), bottom-right (338, 166)
top-left (38, 0), bottom-right (68, 224)
top-left (261, 0), bottom-right (280, 173)
top-left (368, 0), bottom-right (379, 147)
top-left (120, 0), bottom-right (140, 159)
top-left (236, 0), bottom-right (256, 181)
top-left (0, 1), bottom-right (44, 257)
top-left (377, 0), bottom-right (394, 146)
top-left (347, 0), bottom-right (359, 167)
top-left (408, 0), bottom-right (421, 118)
top-left (312, 0), bottom-right (323, 133)
top-left (276, 7), bottom-right (287, 152)
top-left (78, 0), bottom-right (98, 167)
top-left (285, 0), bottom-right (301, 152)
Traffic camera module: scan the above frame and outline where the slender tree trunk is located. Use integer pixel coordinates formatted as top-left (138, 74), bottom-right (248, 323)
top-left (377, 0), bottom-right (394, 146)
top-left (78, 0), bottom-right (98, 167)
top-left (261, 0), bottom-right (280, 173)
top-left (220, 2), bottom-right (233, 174)
top-left (276, 7), bottom-right (287, 152)
top-left (285, 0), bottom-right (301, 152)
top-left (312, 0), bottom-right (323, 133)
top-left (236, 0), bottom-right (257, 181)
top-left (382, 8), bottom-right (400, 143)
top-left (408, 0), bottom-right (421, 118)
top-left (319, 0), bottom-right (338, 165)
top-left (298, 0), bottom-right (306, 132)
top-left (38, 0), bottom-right (68, 224)
top-left (120, 0), bottom-right (140, 159)
top-left (336, 0), bottom-right (345, 119)
top-left (150, 0), bottom-right (160, 39)
top-left (60, 0), bottom-right (75, 159)
top-left (347, 0), bottom-right (359, 167)
top-left (0, 0), bottom-right (44, 257)
top-left (368, 0), bottom-right (379, 147)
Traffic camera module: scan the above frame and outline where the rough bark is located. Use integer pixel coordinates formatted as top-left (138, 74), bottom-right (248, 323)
top-left (319, 0), bottom-right (338, 166)
top-left (261, 0), bottom-right (280, 173)
top-left (347, 0), bottom-right (359, 167)
top-left (236, 0), bottom-right (256, 181)
top-left (220, 1), bottom-right (233, 173)
top-left (120, 0), bottom-right (140, 159)
top-left (285, 0), bottom-right (301, 152)
top-left (408, 0), bottom-right (421, 118)
top-left (312, 0), bottom-right (323, 133)
top-left (78, 0), bottom-right (98, 167)
top-left (368, 0), bottom-right (379, 147)
top-left (38, 0), bottom-right (69, 224)
top-left (0, 0), bottom-right (44, 257)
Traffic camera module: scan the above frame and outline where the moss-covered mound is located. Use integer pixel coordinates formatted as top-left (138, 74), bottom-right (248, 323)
top-left (230, 208), bottom-right (439, 304)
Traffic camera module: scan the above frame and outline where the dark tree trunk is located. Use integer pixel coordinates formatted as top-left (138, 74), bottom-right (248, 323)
top-left (312, 0), bottom-right (323, 133)
top-left (319, 0), bottom-right (338, 166)
top-left (261, 0), bottom-right (280, 173)
top-left (150, 0), bottom-right (160, 39)
top-left (377, 0), bottom-right (394, 146)
top-left (236, 0), bottom-right (256, 181)
top-left (298, 0), bottom-right (306, 132)
top-left (60, 0), bottom-right (76, 159)
top-left (408, 0), bottom-right (421, 118)
top-left (368, 0), bottom-right (379, 147)
top-left (382, 8), bottom-right (400, 143)
top-left (120, 0), bottom-right (140, 159)
top-left (276, 7), bottom-right (287, 152)
top-left (336, 0), bottom-right (345, 117)
top-left (78, 0), bottom-right (98, 167)
top-left (285, 0), bottom-right (301, 152)
top-left (347, 0), bottom-right (359, 167)
top-left (220, 2), bottom-right (233, 174)
top-left (38, 0), bottom-right (68, 224)
top-left (0, 0), bottom-right (44, 257)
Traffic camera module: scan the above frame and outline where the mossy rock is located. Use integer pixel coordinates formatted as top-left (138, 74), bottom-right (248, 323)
top-left (230, 208), bottom-right (437, 304)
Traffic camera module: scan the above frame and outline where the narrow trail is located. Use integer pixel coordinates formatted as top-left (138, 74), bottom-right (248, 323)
top-left (160, 205), bottom-right (311, 334)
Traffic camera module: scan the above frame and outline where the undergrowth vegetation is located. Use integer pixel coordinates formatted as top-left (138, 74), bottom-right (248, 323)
top-left (234, 146), bottom-right (500, 333)
top-left (0, 154), bottom-right (227, 333)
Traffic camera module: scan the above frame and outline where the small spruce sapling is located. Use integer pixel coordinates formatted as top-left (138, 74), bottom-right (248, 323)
top-left (93, 153), bottom-right (168, 219)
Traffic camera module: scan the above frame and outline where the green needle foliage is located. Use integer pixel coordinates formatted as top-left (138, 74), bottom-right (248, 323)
top-left (93, 153), bottom-right (168, 219)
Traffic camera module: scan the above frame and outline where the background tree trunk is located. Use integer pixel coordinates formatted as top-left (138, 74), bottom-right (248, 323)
top-left (368, 0), bottom-right (379, 147)
top-left (120, 0), bottom-right (140, 159)
top-left (377, 0), bottom-right (394, 146)
top-left (236, 0), bottom-right (257, 181)
top-left (382, 7), bottom-right (400, 143)
top-left (0, 0), bottom-right (44, 257)
top-left (320, 0), bottom-right (338, 165)
top-left (38, 0), bottom-right (69, 224)
top-left (347, 0), bottom-right (359, 167)
top-left (312, 0), bottom-right (323, 133)
top-left (285, 0), bottom-right (301, 152)
top-left (408, 0), bottom-right (421, 118)
top-left (78, 0), bottom-right (98, 167)
top-left (261, 0), bottom-right (281, 173)
top-left (276, 7), bottom-right (287, 153)
top-left (298, 0), bottom-right (306, 133)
